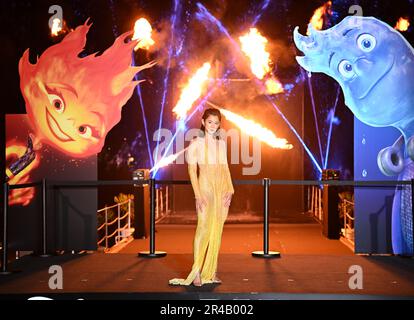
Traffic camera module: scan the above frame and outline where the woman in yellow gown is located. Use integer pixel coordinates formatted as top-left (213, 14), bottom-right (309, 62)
top-left (169, 108), bottom-right (234, 286)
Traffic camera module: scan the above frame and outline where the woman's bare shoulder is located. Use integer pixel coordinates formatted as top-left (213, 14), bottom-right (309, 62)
top-left (190, 136), bottom-right (204, 144)
top-left (188, 136), bottom-right (203, 149)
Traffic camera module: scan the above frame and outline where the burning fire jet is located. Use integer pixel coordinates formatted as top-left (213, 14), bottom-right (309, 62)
top-left (173, 62), bottom-right (211, 120)
top-left (206, 101), bottom-right (292, 149)
top-left (132, 18), bottom-right (155, 51)
top-left (239, 28), bottom-right (283, 95)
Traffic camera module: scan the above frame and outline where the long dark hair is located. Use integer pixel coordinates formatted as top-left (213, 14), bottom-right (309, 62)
top-left (199, 108), bottom-right (221, 140)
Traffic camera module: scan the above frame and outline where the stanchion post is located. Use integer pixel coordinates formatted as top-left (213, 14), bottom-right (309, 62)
top-left (127, 199), bottom-right (131, 232)
top-left (1, 183), bottom-right (11, 275)
top-left (411, 179), bottom-right (414, 257)
top-left (138, 178), bottom-right (166, 258)
top-left (264, 178), bottom-right (269, 254)
top-left (39, 178), bottom-right (51, 257)
top-left (105, 208), bottom-right (108, 251)
top-left (252, 178), bottom-right (280, 258)
top-left (150, 178), bottom-right (155, 254)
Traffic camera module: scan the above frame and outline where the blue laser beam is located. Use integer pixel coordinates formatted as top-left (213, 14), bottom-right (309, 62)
top-left (261, 81), bottom-right (322, 173)
top-left (174, 9), bottom-right (191, 58)
top-left (195, 2), bottom-right (323, 174)
top-left (152, 0), bottom-right (182, 178)
top-left (152, 72), bottom-right (231, 177)
top-left (306, 73), bottom-right (325, 167)
top-left (132, 60), bottom-right (154, 168)
top-left (154, 0), bottom-right (278, 176)
top-left (251, 0), bottom-right (271, 27)
top-left (107, 0), bottom-right (120, 37)
top-left (108, 0), bottom-right (153, 168)
top-left (323, 86), bottom-right (341, 169)
top-left (195, 3), bottom-right (236, 43)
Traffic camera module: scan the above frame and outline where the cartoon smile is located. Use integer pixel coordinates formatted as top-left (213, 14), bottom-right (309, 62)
top-left (358, 58), bottom-right (394, 100)
top-left (45, 108), bottom-right (74, 142)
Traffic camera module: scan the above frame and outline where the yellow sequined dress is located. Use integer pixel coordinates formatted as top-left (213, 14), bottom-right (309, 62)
top-left (169, 136), bottom-right (234, 285)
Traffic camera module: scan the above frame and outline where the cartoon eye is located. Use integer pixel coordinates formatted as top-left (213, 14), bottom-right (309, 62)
top-left (47, 94), bottom-right (65, 114)
top-left (357, 34), bottom-right (376, 52)
top-left (78, 125), bottom-right (92, 138)
top-left (338, 60), bottom-right (355, 79)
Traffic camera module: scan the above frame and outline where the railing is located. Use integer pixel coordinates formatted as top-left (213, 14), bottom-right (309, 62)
top-left (308, 185), bottom-right (323, 223)
top-left (340, 198), bottom-right (355, 245)
top-left (155, 185), bottom-right (171, 223)
top-left (97, 199), bottom-right (133, 252)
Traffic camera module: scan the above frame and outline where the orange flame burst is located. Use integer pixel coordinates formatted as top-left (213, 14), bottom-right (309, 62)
top-left (395, 17), bottom-right (410, 32)
top-left (264, 78), bottom-right (284, 95)
top-left (6, 142), bottom-right (40, 206)
top-left (307, 1), bottom-right (332, 35)
top-left (150, 149), bottom-right (187, 172)
top-left (207, 102), bottom-right (293, 149)
top-left (51, 18), bottom-right (63, 37)
top-left (239, 28), bottom-right (271, 80)
top-left (239, 28), bottom-right (283, 95)
top-left (173, 62), bottom-right (211, 120)
top-left (132, 18), bottom-right (155, 50)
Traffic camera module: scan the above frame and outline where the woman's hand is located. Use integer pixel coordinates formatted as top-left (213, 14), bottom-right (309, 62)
top-left (196, 196), bottom-right (207, 212)
top-left (223, 192), bottom-right (233, 208)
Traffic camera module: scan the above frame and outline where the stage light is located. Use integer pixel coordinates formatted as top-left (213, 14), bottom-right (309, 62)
top-left (321, 168), bottom-right (340, 239)
top-left (322, 169), bottom-right (340, 181)
top-left (133, 168), bottom-right (150, 185)
top-left (132, 169), bottom-right (150, 238)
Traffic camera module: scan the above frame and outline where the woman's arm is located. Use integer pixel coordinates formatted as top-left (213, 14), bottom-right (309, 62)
top-left (186, 139), bottom-right (201, 199)
top-left (221, 140), bottom-right (234, 194)
top-left (224, 160), bottom-right (234, 194)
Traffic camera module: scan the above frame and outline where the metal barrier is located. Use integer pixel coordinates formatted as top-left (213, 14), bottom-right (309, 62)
top-left (138, 179), bottom-right (167, 257)
top-left (308, 185), bottom-right (323, 223)
top-left (252, 178), bottom-right (280, 258)
top-left (1, 183), bottom-right (10, 275)
top-left (155, 185), bottom-right (171, 223)
top-left (340, 198), bottom-right (355, 245)
top-left (1, 178), bottom-right (413, 275)
top-left (97, 199), bottom-right (133, 252)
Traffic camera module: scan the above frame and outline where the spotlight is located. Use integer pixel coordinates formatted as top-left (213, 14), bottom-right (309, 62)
top-left (321, 169), bottom-right (341, 239)
top-left (133, 168), bottom-right (150, 185)
top-left (322, 169), bottom-right (340, 181)
top-left (132, 169), bottom-right (150, 238)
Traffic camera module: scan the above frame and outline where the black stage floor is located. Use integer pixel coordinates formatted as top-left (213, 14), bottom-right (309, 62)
top-left (0, 224), bottom-right (413, 300)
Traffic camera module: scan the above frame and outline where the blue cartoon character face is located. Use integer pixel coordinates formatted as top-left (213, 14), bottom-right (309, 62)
top-left (294, 16), bottom-right (414, 256)
top-left (294, 16), bottom-right (414, 141)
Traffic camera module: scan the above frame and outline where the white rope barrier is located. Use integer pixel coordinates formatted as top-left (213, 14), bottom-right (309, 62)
top-left (97, 199), bottom-right (133, 251)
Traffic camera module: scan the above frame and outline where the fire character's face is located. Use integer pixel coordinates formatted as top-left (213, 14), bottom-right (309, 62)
top-left (19, 20), bottom-right (154, 158)
top-left (25, 81), bottom-right (107, 157)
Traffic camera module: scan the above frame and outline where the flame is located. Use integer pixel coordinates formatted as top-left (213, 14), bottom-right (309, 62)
top-left (395, 17), bottom-right (410, 32)
top-left (51, 18), bottom-right (63, 36)
top-left (132, 18), bottom-right (155, 50)
top-left (307, 1), bottom-right (332, 35)
top-left (239, 28), bottom-right (271, 80)
top-left (265, 78), bottom-right (284, 95)
top-left (207, 102), bottom-right (293, 149)
top-left (6, 142), bottom-right (40, 206)
top-left (173, 62), bottom-right (211, 120)
top-left (239, 28), bottom-right (284, 95)
top-left (150, 149), bottom-right (187, 172)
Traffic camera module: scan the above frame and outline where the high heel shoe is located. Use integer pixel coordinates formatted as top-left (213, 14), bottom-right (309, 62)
top-left (212, 273), bottom-right (222, 284)
top-left (193, 272), bottom-right (202, 287)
